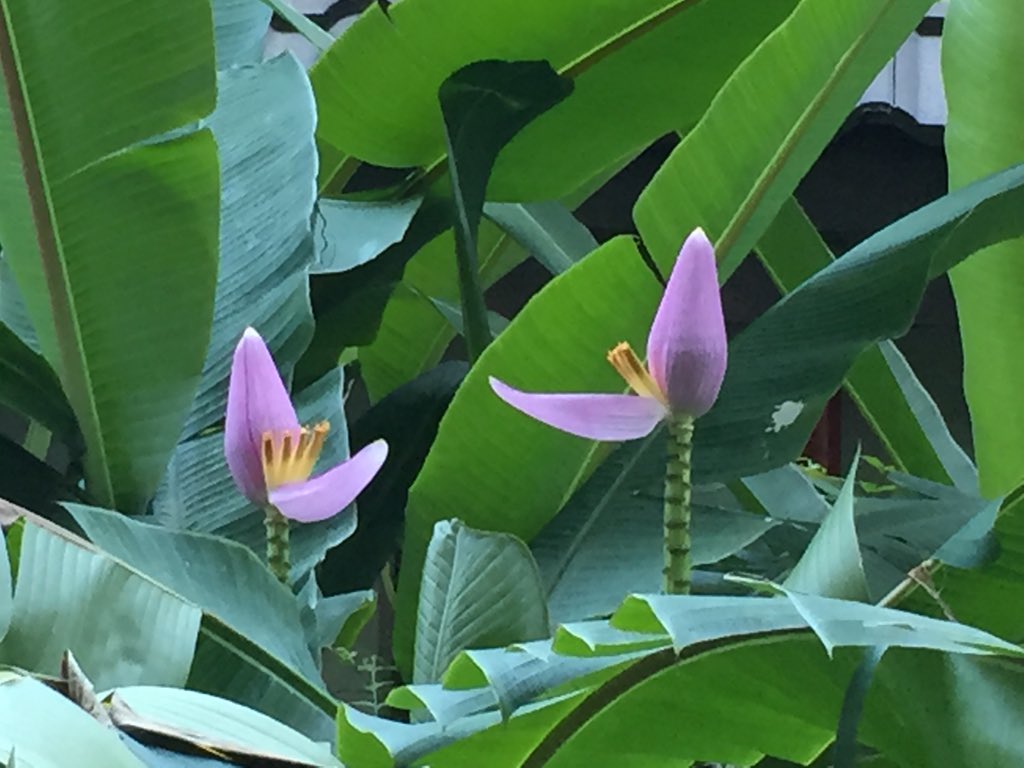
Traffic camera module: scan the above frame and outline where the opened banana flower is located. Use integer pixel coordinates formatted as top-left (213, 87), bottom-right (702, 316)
top-left (224, 328), bottom-right (387, 523)
top-left (490, 228), bottom-right (727, 437)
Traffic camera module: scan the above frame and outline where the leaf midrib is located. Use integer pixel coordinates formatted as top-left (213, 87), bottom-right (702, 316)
top-left (716, 0), bottom-right (905, 277)
top-left (0, 4), bottom-right (113, 503)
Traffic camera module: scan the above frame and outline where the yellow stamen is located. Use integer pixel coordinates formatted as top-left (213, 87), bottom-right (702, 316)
top-left (261, 421), bottom-right (330, 490)
top-left (606, 342), bottom-right (667, 405)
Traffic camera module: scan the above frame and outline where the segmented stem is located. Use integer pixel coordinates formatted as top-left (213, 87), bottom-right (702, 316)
top-left (663, 414), bottom-right (695, 594)
top-left (265, 506), bottom-right (291, 585)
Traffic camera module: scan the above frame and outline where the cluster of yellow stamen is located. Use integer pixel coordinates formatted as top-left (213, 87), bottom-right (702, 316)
top-left (261, 422), bottom-right (330, 490)
top-left (606, 342), bottom-right (668, 406)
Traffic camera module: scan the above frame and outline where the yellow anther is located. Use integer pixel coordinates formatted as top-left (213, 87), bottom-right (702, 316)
top-left (606, 342), bottom-right (667, 405)
top-left (261, 421), bottom-right (330, 490)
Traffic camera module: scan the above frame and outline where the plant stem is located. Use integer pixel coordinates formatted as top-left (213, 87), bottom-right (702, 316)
top-left (663, 414), bottom-right (695, 594)
top-left (264, 506), bottom-right (291, 585)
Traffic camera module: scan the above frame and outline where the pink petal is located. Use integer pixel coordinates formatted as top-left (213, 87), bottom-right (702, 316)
top-left (647, 228), bottom-right (728, 417)
top-left (489, 377), bottom-right (666, 441)
top-left (224, 327), bottom-right (300, 503)
top-left (269, 439), bottom-right (389, 523)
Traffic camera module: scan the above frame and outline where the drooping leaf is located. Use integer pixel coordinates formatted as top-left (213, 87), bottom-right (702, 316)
top-left (438, 59), bottom-right (573, 359)
top-left (414, 520), bottom-right (549, 684)
top-left (69, 504), bottom-right (324, 683)
top-left (337, 691), bottom-right (581, 768)
top-left (311, 0), bottom-right (798, 197)
top-left (397, 594), bottom-right (1024, 768)
top-left (318, 362), bottom-right (467, 594)
top-left (0, 0), bottom-right (221, 510)
top-left (876, 341), bottom-right (977, 492)
top-left (696, 162), bottom-right (1024, 482)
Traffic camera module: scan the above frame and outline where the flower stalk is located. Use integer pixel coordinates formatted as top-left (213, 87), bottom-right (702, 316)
top-left (265, 506), bottom-right (291, 584)
top-left (663, 414), bottom-right (695, 594)
top-left (489, 228), bottom-right (727, 598)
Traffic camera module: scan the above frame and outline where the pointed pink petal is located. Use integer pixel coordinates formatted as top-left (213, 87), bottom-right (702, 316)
top-left (269, 439), bottom-right (389, 523)
top-left (224, 327), bottom-right (300, 503)
top-left (490, 377), bottom-right (665, 441)
top-left (647, 228), bottom-right (728, 417)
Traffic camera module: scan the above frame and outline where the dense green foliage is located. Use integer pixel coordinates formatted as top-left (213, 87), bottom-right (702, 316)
top-left (1, 1), bottom-right (1022, 766)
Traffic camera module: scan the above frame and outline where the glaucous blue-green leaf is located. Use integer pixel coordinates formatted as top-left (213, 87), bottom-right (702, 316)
top-left (211, 0), bottom-right (272, 68)
top-left (783, 450), bottom-right (869, 601)
top-left (109, 687), bottom-right (342, 766)
top-left (0, 512), bottom-right (201, 690)
top-left (415, 520), bottom-right (549, 684)
top-left (179, 53), bottom-right (318, 437)
top-left (0, 672), bottom-right (146, 768)
top-left (483, 201), bottom-right (598, 276)
top-left (387, 593), bottom-right (1024, 768)
top-left (531, 429), bottom-right (776, 623)
top-left (65, 504), bottom-right (335, 738)
top-left (311, 198), bottom-right (422, 274)
top-left (0, 523), bottom-right (12, 643)
top-left (758, 197), bottom-right (969, 486)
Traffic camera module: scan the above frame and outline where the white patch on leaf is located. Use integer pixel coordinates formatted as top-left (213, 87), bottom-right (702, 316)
top-left (766, 401), bottom-right (804, 433)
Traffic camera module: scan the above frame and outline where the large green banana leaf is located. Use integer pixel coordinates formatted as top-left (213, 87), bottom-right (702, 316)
top-left (943, 0), bottom-right (1024, 498)
top-left (0, 0), bottom-right (220, 511)
top-left (310, 0), bottom-right (797, 198)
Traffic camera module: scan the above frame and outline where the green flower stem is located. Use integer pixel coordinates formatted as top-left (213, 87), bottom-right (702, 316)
top-left (265, 506), bottom-right (291, 585)
top-left (663, 413), bottom-right (695, 595)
